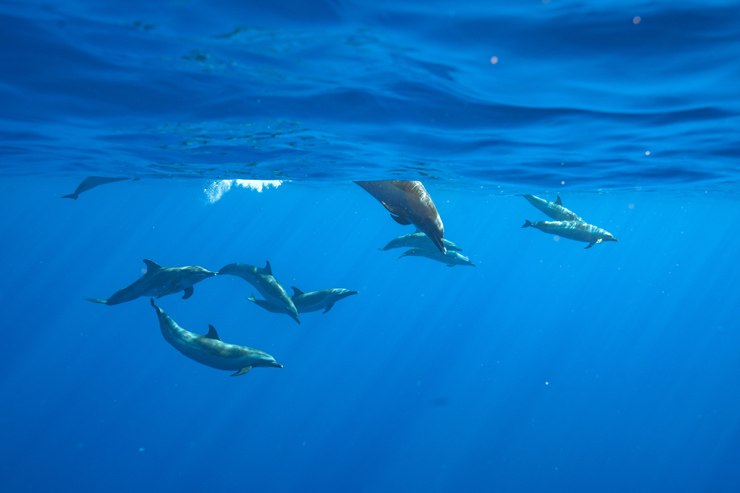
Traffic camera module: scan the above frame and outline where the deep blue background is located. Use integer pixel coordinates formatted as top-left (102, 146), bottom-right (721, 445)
top-left (2, 0), bottom-right (740, 491)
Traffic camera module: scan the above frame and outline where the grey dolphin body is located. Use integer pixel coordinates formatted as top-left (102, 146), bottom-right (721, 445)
top-left (380, 232), bottom-right (462, 252)
top-left (62, 176), bottom-right (131, 200)
top-left (247, 294), bottom-right (301, 324)
top-left (521, 195), bottom-right (583, 222)
top-left (150, 299), bottom-right (282, 376)
top-left (399, 248), bottom-right (475, 267)
top-left (291, 287), bottom-right (358, 313)
top-left (522, 220), bottom-right (617, 249)
top-left (355, 180), bottom-right (446, 254)
top-left (85, 259), bottom-right (216, 305)
top-left (248, 288), bottom-right (358, 316)
top-left (218, 262), bottom-right (299, 321)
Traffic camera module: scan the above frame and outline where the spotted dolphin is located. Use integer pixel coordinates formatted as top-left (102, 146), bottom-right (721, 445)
top-left (85, 259), bottom-right (216, 305)
top-left (247, 293), bottom-right (301, 324)
top-left (355, 180), bottom-right (447, 254)
top-left (150, 299), bottom-right (282, 376)
top-left (218, 262), bottom-right (299, 321)
top-left (62, 176), bottom-right (132, 200)
top-left (522, 220), bottom-right (617, 249)
top-left (379, 231), bottom-right (462, 252)
top-left (399, 248), bottom-right (475, 267)
top-left (291, 287), bottom-right (358, 313)
top-left (521, 195), bottom-right (583, 222)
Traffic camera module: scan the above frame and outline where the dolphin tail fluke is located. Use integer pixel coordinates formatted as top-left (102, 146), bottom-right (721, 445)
top-left (61, 193), bottom-right (78, 200)
top-left (521, 220), bottom-right (532, 229)
top-left (84, 297), bottom-right (108, 304)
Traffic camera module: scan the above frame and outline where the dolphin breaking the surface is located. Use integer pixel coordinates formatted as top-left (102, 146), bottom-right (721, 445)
top-left (355, 180), bottom-right (447, 254)
top-left (85, 259), bottom-right (216, 305)
top-left (218, 262), bottom-right (299, 322)
top-left (62, 176), bottom-right (132, 200)
top-left (151, 299), bottom-right (282, 376)
top-left (522, 220), bottom-right (617, 249)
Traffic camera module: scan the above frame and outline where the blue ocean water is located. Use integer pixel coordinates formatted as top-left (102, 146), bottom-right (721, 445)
top-left (1, 1), bottom-right (739, 492)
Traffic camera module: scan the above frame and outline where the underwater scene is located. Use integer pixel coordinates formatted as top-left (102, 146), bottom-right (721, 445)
top-left (1, 1), bottom-right (739, 492)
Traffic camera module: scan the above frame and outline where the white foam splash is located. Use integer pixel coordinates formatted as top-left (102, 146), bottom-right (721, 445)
top-left (205, 179), bottom-right (284, 203)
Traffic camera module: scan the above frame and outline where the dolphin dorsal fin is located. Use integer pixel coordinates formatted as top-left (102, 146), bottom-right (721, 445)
top-left (263, 261), bottom-right (272, 276)
top-left (205, 325), bottom-right (221, 341)
top-left (291, 286), bottom-right (305, 296)
top-left (143, 259), bottom-right (163, 273)
top-left (555, 196), bottom-right (562, 205)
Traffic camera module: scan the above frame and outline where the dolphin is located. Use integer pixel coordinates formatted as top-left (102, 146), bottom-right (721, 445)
top-left (62, 176), bottom-right (132, 200)
top-left (355, 180), bottom-right (446, 254)
top-left (399, 248), bottom-right (475, 267)
top-left (247, 293), bottom-right (301, 324)
top-left (85, 259), bottom-right (217, 305)
top-left (379, 231), bottom-right (462, 252)
top-left (520, 194), bottom-right (583, 222)
top-left (218, 262), bottom-right (299, 321)
top-left (290, 287), bottom-right (358, 313)
top-left (521, 220), bottom-right (618, 249)
top-left (150, 299), bottom-right (282, 376)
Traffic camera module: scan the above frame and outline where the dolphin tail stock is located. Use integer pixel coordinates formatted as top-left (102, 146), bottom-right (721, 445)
top-left (61, 193), bottom-right (79, 200)
top-left (521, 220), bottom-right (533, 228)
top-left (84, 297), bottom-right (108, 305)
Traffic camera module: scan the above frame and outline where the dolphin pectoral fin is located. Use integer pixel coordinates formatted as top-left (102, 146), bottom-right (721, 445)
top-left (61, 193), bottom-right (78, 200)
top-left (182, 287), bottom-right (194, 299)
top-left (205, 324), bottom-right (221, 341)
top-left (585, 241), bottom-right (595, 249)
top-left (323, 303), bottom-right (335, 313)
top-left (390, 214), bottom-right (412, 226)
top-left (596, 238), bottom-right (603, 244)
top-left (231, 366), bottom-right (252, 377)
top-left (84, 297), bottom-right (108, 304)
top-left (556, 196), bottom-right (562, 205)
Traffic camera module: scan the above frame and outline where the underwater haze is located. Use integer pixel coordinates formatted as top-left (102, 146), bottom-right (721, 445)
top-left (1, 1), bottom-right (740, 492)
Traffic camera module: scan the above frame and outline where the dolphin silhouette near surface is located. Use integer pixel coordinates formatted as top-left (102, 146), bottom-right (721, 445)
top-left (218, 262), bottom-right (299, 323)
top-left (522, 220), bottom-right (617, 249)
top-left (85, 259), bottom-right (217, 305)
top-left (62, 176), bottom-right (132, 200)
top-left (151, 299), bottom-right (282, 376)
top-left (520, 195), bottom-right (583, 222)
top-left (355, 180), bottom-right (447, 254)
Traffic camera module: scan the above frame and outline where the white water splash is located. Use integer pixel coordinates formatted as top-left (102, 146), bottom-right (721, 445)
top-left (205, 179), bottom-right (284, 203)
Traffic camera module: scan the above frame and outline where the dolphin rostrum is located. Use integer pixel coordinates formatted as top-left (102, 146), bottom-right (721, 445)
top-left (62, 176), bottom-right (132, 200)
top-left (379, 231), bottom-right (462, 252)
top-left (398, 249), bottom-right (475, 267)
top-left (521, 195), bottom-right (583, 222)
top-left (218, 262), bottom-right (299, 322)
top-left (521, 220), bottom-right (617, 249)
top-left (355, 180), bottom-right (446, 254)
top-left (85, 259), bottom-right (217, 305)
top-left (150, 299), bottom-right (282, 376)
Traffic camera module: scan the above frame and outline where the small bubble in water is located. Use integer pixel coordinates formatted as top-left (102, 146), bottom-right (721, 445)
top-left (633, 16), bottom-right (641, 24)
top-left (490, 56), bottom-right (499, 64)
top-left (139, 448), bottom-right (145, 452)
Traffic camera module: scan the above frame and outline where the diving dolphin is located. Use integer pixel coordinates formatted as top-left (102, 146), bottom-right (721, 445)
top-left (85, 259), bottom-right (216, 305)
top-left (291, 287), bottom-right (358, 313)
top-left (379, 231), bottom-right (462, 252)
top-left (398, 249), bottom-right (475, 267)
top-left (247, 293), bottom-right (301, 324)
top-left (355, 180), bottom-right (446, 254)
top-left (62, 176), bottom-right (132, 200)
top-left (150, 299), bottom-right (282, 376)
top-left (218, 262), bottom-right (299, 321)
top-left (522, 220), bottom-right (617, 249)
top-left (521, 195), bottom-right (583, 222)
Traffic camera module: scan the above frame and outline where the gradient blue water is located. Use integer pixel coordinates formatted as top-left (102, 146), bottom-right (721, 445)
top-left (2, 0), bottom-right (740, 492)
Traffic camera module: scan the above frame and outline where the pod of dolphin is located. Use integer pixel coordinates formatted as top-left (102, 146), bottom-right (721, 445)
top-left (72, 178), bottom-right (617, 376)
